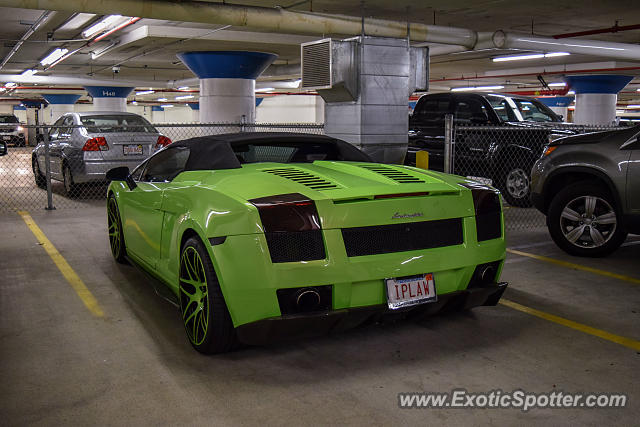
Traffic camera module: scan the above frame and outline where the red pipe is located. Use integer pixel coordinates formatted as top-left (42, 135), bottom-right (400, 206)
top-left (90, 17), bottom-right (141, 45)
top-left (553, 23), bottom-right (640, 39)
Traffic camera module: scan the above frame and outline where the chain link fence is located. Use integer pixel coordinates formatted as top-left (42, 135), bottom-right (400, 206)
top-left (449, 118), bottom-right (620, 230)
top-left (0, 122), bottom-right (323, 212)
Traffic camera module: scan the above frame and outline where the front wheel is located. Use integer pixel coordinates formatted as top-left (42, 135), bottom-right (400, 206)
top-left (547, 182), bottom-right (627, 257)
top-left (497, 164), bottom-right (533, 207)
top-left (179, 236), bottom-right (237, 354)
top-left (32, 157), bottom-right (46, 189)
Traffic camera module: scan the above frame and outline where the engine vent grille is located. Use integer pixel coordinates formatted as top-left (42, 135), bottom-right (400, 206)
top-left (342, 218), bottom-right (463, 257)
top-left (301, 40), bottom-right (331, 89)
top-left (358, 165), bottom-right (425, 184)
top-left (263, 168), bottom-right (339, 190)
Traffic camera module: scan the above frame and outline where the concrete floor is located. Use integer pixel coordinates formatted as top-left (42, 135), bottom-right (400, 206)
top-left (1, 202), bottom-right (639, 426)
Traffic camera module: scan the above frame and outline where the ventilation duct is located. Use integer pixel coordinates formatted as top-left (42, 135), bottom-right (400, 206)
top-left (301, 38), bottom-right (359, 102)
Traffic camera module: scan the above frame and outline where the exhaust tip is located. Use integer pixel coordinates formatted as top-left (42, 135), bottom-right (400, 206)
top-left (480, 265), bottom-right (496, 283)
top-left (296, 288), bottom-right (321, 312)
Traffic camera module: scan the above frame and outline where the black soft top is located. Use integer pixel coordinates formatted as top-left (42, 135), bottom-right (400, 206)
top-left (171, 132), bottom-right (372, 171)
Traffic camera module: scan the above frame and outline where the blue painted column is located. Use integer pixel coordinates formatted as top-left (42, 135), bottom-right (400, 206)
top-left (41, 94), bottom-right (81, 123)
top-left (84, 86), bottom-right (134, 112)
top-left (564, 75), bottom-right (633, 125)
top-left (536, 96), bottom-right (574, 122)
top-left (177, 51), bottom-right (276, 123)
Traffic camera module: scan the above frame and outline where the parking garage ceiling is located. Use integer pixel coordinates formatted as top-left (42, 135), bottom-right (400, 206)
top-left (0, 0), bottom-right (638, 106)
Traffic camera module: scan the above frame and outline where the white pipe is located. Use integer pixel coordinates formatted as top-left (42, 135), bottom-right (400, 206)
top-left (493, 30), bottom-right (640, 61)
top-left (0, 10), bottom-right (52, 70)
top-left (1, 0), bottom-right (478, 48)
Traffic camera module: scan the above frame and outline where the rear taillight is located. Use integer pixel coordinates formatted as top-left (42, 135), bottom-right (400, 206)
top-left (459, 181), bottom-right (502, 242)
top-left (249, 193), bottom-right (325, 263)
top-left (155, 135), bottom-right (172, 150)
top-left (82, 137), bottom-right (108, 151)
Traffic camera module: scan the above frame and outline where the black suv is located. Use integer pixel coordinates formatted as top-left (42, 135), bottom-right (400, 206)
top-left (407, 92), bottom-right (565, 206)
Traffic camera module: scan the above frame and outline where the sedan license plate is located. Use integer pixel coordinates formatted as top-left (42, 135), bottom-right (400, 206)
top-left (386, 273), bottom-right (437, 309)
top-left (2, 136), bottom-right (10, 140)
top-left (123, 144), bottom-right (143, 156)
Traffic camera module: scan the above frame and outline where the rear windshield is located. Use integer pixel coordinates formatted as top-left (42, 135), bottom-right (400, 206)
top-left (233, 141), bottom-right (368, 164)
top-left (0, 115), bottom-right (19, 123)
top-left (511, 99), bottom-right (560, 122)
top-left (80, 115), bottom-right (157, 133)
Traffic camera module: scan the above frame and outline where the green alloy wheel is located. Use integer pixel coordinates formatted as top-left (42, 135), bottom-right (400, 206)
top-left (179, 237), bottom-right (236, 354)
top-left (107, 195), bottom-right (127, 263)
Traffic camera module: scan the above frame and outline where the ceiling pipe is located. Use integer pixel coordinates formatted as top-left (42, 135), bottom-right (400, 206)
top-left (493, 31), bottom-right (640, 61)
top-left (0, 0), bottom-right (478, 48)
top-left (430, 66), bottom-right (640, 82)
top-left (553, 23), bottom-right (640, 39)
top-left (0, 10), bottom-right (52, 70)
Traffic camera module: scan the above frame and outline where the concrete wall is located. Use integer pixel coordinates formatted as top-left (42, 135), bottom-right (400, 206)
top-left (256, 95), bottom-right (324, 123)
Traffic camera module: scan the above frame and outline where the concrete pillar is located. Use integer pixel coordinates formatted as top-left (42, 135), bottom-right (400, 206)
top-left (564, 75), bottom-right (633, 125)
top-left (41, 94), bottom-right (81, 124)
top-left (187, 102), bottom-right (199, 123)
top-left (84, 86), bottom-right (134, 112)
top-left (320, 37), bottom-right (427, 163)
top-left (177, 51), bottom-right (277, 123)
top-left (536, 96), bottom-right (574, 122)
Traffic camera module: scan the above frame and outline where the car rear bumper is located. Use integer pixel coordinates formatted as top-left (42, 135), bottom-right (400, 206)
top-left (236, 282), bottom-right (508, 345)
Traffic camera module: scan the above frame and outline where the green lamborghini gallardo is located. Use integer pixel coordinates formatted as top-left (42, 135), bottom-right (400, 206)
top-left (106, 132), bottom-right (507, 353)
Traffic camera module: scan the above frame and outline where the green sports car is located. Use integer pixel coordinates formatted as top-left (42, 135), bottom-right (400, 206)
top-left (106, 132), bottom-right (507, 354)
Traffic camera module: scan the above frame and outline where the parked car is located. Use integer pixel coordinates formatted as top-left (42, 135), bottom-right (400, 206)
top-left (31, 112), bottom-right (171, 195)
top-left (531, 125), bottom-right (640, 257)
top-left (0, 140), bottom-right (7, 156)
top-left (406, 92), bottom-right (570, 207)
top-left (0, 114), bottom-right (25, 146)
top-left (106, 132), bottom-right (508, 353)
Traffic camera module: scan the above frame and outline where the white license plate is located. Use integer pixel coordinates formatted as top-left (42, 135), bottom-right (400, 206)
top-left (2, 136), bottom-right (10, 140)
top-left (386, 273), bottom-right (437, 309)
top-left (123, 144), bottom-right (143, 155)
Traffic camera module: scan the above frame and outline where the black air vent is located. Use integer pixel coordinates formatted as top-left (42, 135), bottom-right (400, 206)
top-left (359, 165), bottom-right (425, 183)
top-left (263, 168), bottom-right (339, 190)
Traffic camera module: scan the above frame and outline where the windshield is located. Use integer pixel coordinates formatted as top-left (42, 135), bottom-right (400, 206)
top-left (0, 115), bottom-right (19, 124)
top-left (80, 115), bottom-right (157, 133)
top-left (511, 98), bottom-right (560, 122)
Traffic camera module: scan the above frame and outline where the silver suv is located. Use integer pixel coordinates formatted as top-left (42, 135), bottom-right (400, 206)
top-left (531, 125), bottom-right (640, 257)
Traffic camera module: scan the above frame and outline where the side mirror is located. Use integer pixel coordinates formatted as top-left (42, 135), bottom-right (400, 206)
top-left (106, 166), bottom-right (137, 190)
top-left (0, 141), bottom-right (7, 156)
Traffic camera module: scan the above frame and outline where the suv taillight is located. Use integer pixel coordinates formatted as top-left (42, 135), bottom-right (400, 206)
top-left (155, 135), bottom-right (172, 150)
top-left (459, 182), bottom-right (502, 241)
top-left (249, 193), bottom-right (325, 263)
top-left (82, 137), bottom-right (108, 151)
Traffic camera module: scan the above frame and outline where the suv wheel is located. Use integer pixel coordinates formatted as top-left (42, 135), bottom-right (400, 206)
top-left (498, 164), bottom-right (533, 207)
top-left (547, 182), bottom-right (627, 257)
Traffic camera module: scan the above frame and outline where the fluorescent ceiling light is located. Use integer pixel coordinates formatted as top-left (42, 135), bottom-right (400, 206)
top-left (160, 104), bottom-right (174, 108)
top-left (136, 90), bottom-right (154, 95)
top-left (616, 110), bottom-right (625, 114)
top-left (82, 15), bottom-right (125, 39)
top-left (636, 88), bottom-right (640, 92)
top-left (626, 105), bottom-right (640, 109)
top-left (548, 82), bottom-right (566, 87)
top-left (492, 52), bottom-right (570, 62)
top-left (255, 87), bottom-right (275, 93)
top-left (451, 85), bottom-right (504, 92)
top-left (568, 90), bottom-right (575, 95)
top-left (40, 48), bottom-right (68, 66)
top-left (157, 97), bottom-right (168, 102)
top-left (131, 101), bottom-right (138, 105)
top-left (20, 69), bottom-right (37, 77)
top-left (5, 82), bottom-right (17, 88)
top-left (175, 95), bottom-right (194, 100)
top-left (177, 86), bottom-right (189, 91)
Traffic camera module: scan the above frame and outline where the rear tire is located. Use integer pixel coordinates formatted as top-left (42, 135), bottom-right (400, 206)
top-left (179, 236), bottom-right (237, 354)
top-left (32, 157), bottom-right (46, 189)
top-left (63, 163), bottom-right (79, 197)
top-left (547, 182), bottom-right (627, 257)
top-left (107, 194), bottom-right (127, 263)
top-left (497, 163), bottom-right (533, 207)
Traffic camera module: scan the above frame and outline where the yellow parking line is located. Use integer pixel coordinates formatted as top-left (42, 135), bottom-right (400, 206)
top-left (507, 248), bottom-right (640, 285)
top-left (17, 210), bottom-right (104, 317)
top-left (500, 298), bottom-right (640, 351)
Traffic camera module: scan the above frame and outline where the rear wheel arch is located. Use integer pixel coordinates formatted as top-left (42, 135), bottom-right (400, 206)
top-left (543, 167), bottom-right (620, 214)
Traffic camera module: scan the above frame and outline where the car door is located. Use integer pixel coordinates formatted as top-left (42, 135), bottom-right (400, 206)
top-left (51, 116), bottom-right (74, 177)
top-left (119, 147), bottom-right (190, 268)
top-left (624, 132), bottom-right (640, 214)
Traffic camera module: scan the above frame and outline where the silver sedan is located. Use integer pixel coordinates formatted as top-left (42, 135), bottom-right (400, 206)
top-left (32, 111), bottom-right (171, 195)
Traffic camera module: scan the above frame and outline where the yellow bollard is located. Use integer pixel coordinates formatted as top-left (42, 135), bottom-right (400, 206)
top-left (416, 150), bottom-right (429, 170)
